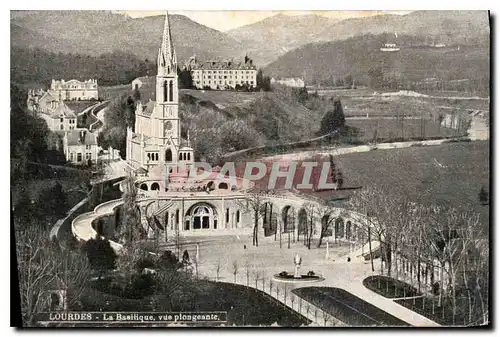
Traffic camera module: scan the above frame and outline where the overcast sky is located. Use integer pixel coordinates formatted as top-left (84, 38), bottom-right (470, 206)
top-left (118, 10), bottom-right (411, 32)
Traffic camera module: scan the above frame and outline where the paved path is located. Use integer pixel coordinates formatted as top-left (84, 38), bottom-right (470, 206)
top-left (185, 234), bottom-right (441, 327)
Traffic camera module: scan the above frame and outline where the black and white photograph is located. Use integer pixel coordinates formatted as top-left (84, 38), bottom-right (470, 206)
top-left (9, 7), bottom-right (491, 328)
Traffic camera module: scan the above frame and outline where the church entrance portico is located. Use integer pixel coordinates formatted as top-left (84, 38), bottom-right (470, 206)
top-left (184, 202), bottom-right (218, 231)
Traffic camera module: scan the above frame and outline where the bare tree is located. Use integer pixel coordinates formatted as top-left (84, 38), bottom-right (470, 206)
top-left (302, 202), bottom-right (320, 249)
top-left (16, 225), bottom-right (90, 326)
top-left (215, 259), bottom-right (222, 282)
top-left (236, 192), bottom-right (269, 247)
top-left (317, 205), bottom-right (336, 248)
top-left (232, 260), bottom-right (239, 284)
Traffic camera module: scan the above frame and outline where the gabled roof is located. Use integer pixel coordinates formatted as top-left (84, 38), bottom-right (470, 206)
top-left (39, 91), bottom-right (57, 103)
top-left (65, 129), bottom-right (97, 146)
top-left (50, 102), bottom-right (76, 118)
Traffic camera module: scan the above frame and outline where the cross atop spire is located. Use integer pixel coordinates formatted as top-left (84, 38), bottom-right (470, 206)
top-left (158, 12), bottom-right (177, 75)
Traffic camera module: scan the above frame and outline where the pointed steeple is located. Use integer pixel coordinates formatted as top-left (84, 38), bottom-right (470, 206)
top-left (158, 12), bottom-right (177, 74)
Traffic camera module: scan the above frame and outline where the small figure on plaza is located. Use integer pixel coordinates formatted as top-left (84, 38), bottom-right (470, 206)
top-left (294, 253), bottom-right (302, 278)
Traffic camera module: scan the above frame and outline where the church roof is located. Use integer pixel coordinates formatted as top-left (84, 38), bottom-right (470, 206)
top-left (141, 101), bottom-right (156, 116)
top-left (191, 59), bottom-right (256, 71)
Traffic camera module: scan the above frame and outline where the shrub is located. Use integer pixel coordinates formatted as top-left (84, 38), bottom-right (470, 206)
top-left (279, 271), bottom-right (288, 277)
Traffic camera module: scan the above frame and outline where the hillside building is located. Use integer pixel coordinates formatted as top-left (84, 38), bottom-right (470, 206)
top-left (38, 100), bottom-right (77, 132)
top-left (62, 129), bottom-right (98, 165)
top-left (49, 79), bottom-right (99, 101)
top-left (186, 55), bottom-right (257, 90)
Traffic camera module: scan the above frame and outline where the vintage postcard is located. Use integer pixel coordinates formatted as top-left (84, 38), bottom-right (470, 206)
top-left (10, 9), bottom-right (490, 328)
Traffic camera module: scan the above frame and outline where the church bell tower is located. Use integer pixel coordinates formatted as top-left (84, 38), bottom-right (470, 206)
top-left (156, 12), bottom-right (180, 158)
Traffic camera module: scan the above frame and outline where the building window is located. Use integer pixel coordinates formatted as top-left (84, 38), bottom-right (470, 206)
top-left (77, 153), bottom-right (82, 162)
top-left (86, 153), bottom-right (91, 160)
top-left (226, 208), bottom-right (229, 223)
top-left (236, 210), bottom-right (240, 223)
top-left (86, 145), bottom-right (91, 150)
top-left (70, 153), bottom-right (74, 161)
top-left (60, 118), bottom-right (64, 122)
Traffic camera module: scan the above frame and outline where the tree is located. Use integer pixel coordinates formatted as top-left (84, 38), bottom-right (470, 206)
top-left (16, 225), bottom-right (90, 326)
top-left (132, 88), bottom-right (141, 102)
top-left (317, 206), bottom-right (335, 248)
top-left (343, 74), bottom-right (353, 88)
top-left (83, 236), bottom-right (117, 278)
top-left (318, 99), bottom-right (345, 136)
top-left (237, 192), bottom-right (269, 247)
top-left (178, 69), bottom-right (193, 89)
top-left (256, 69), bottom-right (271, 91)
top-left (302, 202), bottom-right (321, 249)
top-left (478, 187), bottom-right (489, 205)
top-left (117, 175), bottom-right (142, 245)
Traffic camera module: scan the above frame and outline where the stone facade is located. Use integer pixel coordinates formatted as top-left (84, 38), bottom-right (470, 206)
top-left (62, 129), bottom-right (98, 165)
top-left (49, 79), bottom-right (99, 101)
top-left (186, 56), bottom-right (258, 90)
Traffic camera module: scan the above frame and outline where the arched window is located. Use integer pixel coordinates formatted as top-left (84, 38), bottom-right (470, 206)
top-left (219, 182), bottom-right (228, 190)
top-left (236, 210), bottom-right (240, 223)
top-left (151, 183), bottom-right (160, 191)
top-left (187, 153), bottom-right (191, 161)
top-left (163, 80), bottom-right (168, 102)
top-left (165, 148), bottom-right (172, 162)
top-left (140, 183), bottom-right (148, 191)
top-left (169, 81), bottom-right (174, 102)
top-left (179, 152), bottom-right (183, 161)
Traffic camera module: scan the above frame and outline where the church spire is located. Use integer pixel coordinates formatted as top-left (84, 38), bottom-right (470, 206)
top-left (158, 12), bottom-right (177, 74)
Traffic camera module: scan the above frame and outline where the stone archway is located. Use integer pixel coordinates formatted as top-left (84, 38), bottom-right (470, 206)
top-left (165, 148), bottom-right (173, 162)
top-left (184, 202), bottom-right (218, 230)
top-left (281, 205), bottom-right (296, 233)
top-left (262, 202), bottom-right (278, 237)
top-left (206, 181), bottom-right (215, 191)
top-left (321, 214), bottom-right (333, 238)
top-left (218, 182), bottom-right (228, 190)
top-left (151, 182), bottom-right (160, 191)
top-left (140, 183), bottom-right (148, 191)
top-left (346, 220), bottom-right (352, 241)
top-left (297, 208), bottom-right (308, 242)
top-left (335, 217), bottom-right (345, 241)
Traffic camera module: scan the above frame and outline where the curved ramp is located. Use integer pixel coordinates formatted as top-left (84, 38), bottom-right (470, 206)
top-left (72, 199), bottom-right (124, 252)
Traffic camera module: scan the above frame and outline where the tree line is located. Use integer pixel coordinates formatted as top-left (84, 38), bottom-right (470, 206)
top-left (11, 47), bottom-right (156, 87)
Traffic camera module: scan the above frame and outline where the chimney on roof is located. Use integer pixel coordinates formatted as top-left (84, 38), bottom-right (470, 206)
top-left (80, 130), bottom-right (86, 144)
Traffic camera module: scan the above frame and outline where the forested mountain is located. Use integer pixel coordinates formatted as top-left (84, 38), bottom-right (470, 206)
top-left (264, 33), bottom-right (489, 92)
top-left (11, 11), bottom-right (247, 63)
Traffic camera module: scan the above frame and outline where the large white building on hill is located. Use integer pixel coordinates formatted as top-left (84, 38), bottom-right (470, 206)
top-left (49, 79), bottom-right (99, 101)
top-left (185, 55), bottom-right (258, 90)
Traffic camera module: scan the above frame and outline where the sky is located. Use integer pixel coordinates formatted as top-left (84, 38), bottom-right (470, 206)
top-left (118, 10), bottom-right (412, 32)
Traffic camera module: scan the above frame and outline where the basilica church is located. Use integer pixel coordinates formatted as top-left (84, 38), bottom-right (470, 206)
top-left (126, 13), bottom-right (194, 178)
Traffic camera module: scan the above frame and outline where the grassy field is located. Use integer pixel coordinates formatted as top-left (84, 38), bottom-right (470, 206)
top-left (292, 287), bottom-right (408, 326)
top-left (346, 118), bottom-right (457, 142)
top-left (302, 141), bottom-right (490, 226)
top-left (99, 84), bottom-right (131, 100)
top-left (363, 276), bottom-right (421, 299)
top-left (79, 280), bottom-right (310, 327)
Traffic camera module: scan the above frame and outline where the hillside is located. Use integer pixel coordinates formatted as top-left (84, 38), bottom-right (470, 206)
top-left (227, 14), bottom-right (340, 65)
top-left (313, 11), bottom-right (489, 45)
top-left (228, 11), bottom-right (489, 65)
top-left (11, 11), bottom-right (247, 63)
top-left (11, 47), bottom-right (156, 87)
top-left (264, 34), bottom-right (489, 91)
top-left (178, 90), bottom-right (322, 162)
